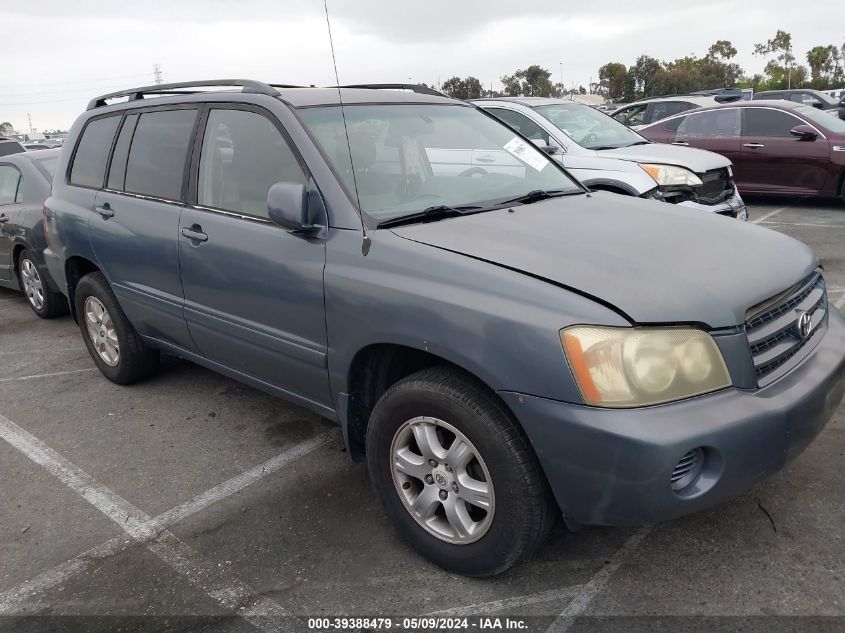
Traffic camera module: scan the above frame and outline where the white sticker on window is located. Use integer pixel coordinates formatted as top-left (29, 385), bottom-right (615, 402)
top-left (502, 137), bottom-right (548, 172)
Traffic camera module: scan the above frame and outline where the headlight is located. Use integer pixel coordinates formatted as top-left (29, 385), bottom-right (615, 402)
top-left (560, 326), bottom-right (731, 407)
top-left (639, 164), bottom-right (703, 187)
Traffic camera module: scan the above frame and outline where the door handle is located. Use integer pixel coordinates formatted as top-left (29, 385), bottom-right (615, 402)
top-left (743, 143), bottom-right (765, 148)
top-left (671, 141), bottom-right (689, 146)
top-left (181, 226), bottom-right (208, 242)
top-left (475, 156), bottom-right (495, 163)
top-left (0, 215), bottom-right (8, 224)
top-left (95, 203), bottom-right (114, 218)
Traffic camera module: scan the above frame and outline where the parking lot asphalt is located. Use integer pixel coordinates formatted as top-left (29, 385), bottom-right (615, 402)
top-left (1, 198), bottom-right (844, 633)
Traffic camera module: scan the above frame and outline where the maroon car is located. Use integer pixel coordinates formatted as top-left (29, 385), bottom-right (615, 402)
top-left (639, 100), bottom-right (845, 203)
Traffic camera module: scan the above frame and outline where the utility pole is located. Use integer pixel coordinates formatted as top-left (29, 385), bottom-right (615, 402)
top-left (27, 113), bottom-right (33, 134)
top-left (153, 63), bottom-right (163, 85)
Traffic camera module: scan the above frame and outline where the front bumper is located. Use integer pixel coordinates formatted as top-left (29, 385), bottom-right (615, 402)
top-left (678, 187), bottom-right (747, 221)
top-left (500, 309), bottom-right (845, 527)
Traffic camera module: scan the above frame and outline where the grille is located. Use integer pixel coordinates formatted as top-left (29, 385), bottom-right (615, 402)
top-left (745, 272), bottom-right (828, 386)
top-left (671, 448), bottom-right (704, 491)
top-left (696, 168), bottom-right (733, 204)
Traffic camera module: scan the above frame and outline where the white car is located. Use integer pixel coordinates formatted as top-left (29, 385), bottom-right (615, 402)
top-left (472, 97), bottom-right (747, 219)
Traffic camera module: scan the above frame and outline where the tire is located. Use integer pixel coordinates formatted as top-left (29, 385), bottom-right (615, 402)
top-left (74, 271), bottom-right (159, 385)
top-left (366, 366), bottom-right (555, 576)
top-left (17, 250), bottom-right (69, 319)
top-left (840, 176), bottom-right (845, 205)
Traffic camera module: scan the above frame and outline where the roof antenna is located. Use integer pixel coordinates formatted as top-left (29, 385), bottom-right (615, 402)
top-left (323, 0), bottom-right (370, 255)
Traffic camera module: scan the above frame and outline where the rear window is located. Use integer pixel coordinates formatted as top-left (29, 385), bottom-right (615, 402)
top-left (124, 109), bottom-right (196, 201)
top-left (69, 116), bottom-right (121, 188)
top-left (0, 141), bottom-right (25, 157)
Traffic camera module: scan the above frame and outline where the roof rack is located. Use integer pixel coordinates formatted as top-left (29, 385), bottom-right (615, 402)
top-left (338, 83), bottom-right (448, 98)
top-left (87, 79), bottom-right (283, 110)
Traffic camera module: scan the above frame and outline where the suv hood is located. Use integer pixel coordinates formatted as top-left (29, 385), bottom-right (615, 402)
top-left (598, 143), bottom-right (731, 173)
top-left (391, 192), bottom-right (817, 328)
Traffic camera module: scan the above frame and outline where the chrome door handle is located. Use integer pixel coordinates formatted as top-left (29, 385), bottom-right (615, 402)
top-left (95, 203), bottom-right (114, 218)
top-left (671, 141), bottom-right (689, 146)
top-left (475, 156), bottom-right (495, 163)
top-left (743, 143), bottom-right (765, 148)
top-left (0, 215), bottom-right (8, 224)
top-left (181, 227), bottom-right (208, 242)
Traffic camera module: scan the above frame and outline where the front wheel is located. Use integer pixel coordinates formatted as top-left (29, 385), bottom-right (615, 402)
top-left (18, 250), bottom-right (68, 318)
top-left (74, 272), bottom-right (159, 385)
top-left (366, 367), bottom-right (555, 576)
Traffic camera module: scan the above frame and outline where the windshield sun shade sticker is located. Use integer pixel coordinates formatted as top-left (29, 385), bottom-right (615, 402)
top-left (503, 137), bottom-right (548, 172)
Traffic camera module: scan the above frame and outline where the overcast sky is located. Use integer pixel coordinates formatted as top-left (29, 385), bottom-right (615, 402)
top-left (1, 0), bottom-right (843, 132)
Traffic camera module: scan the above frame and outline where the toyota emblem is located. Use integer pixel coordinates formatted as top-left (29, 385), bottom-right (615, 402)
top-left (797, 311), bottom-right (813, 339)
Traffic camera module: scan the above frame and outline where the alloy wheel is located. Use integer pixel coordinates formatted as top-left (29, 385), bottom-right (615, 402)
top-left (84, 296), bottom-right (120, 366)
top-left (20, 258), bottom-right (44, 311)
top-left (390, 416), bottom-right (495, 544)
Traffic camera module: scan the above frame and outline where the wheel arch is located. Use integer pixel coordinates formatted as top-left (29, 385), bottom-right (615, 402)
top-left (343, 343), bottom-right (519, 462)
top-left (65, 255), bottom-right (102, 322)
top-left (582, 179), bottom-right (640, 196)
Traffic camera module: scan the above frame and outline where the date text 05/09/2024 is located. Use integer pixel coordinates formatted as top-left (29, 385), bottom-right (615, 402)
top-left (307, 617), bottom-right (529, 630)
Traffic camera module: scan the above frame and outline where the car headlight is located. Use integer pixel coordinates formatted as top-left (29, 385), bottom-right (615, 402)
top-left (639, 164), bottom-right (703, 187)
top-left (560, 326), bottom-right (731, 407)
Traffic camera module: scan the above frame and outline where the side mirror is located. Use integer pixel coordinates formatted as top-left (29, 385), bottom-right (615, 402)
top-left (530, 137), bottom-right (558, 154)
top-left (789, 125), bottom-right (818, 141)
top-left (267, 182), bottom-right (319, 232)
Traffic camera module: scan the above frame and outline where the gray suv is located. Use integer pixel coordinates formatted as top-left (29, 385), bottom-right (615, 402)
top-left (44, 80), bottom-right (845, 576)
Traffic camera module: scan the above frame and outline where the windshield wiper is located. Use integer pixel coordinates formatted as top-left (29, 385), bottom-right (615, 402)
top-left (377, 204), bottom-right (483, 229)
top-left (493, 189), bottom-right (581, 207)
top-left (625, 140), bottom-right (651, 146)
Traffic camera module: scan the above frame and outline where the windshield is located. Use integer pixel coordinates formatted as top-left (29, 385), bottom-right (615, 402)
top-left (533, 103), bottom-right (646, 150)
top-left (298, 104), bottom-right (581, 222)
top-left (793, 105), bottom-right (845, 133)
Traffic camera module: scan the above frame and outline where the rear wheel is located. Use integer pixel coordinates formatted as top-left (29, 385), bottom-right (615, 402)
top-left (74, 272), bottom-right (159, 384)
top-left (18, 250), bottom-right (68, 319)
top-left (366, 367), bottom-right (555, 576)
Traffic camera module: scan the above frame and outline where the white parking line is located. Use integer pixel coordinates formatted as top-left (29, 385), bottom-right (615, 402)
top-left (546, 527), bottom-right (651, 633)
top-left (0, 368), bottom-right (95, 383)
top-left (0, 412), bottom-right (334, 629)
top-left (0, 348), bottom-right (83, 356)
top-left (835, 295), bottom-right (845, 310)
top-left (426, 587), bottom-right (584, 617)
top-left (758, 221), bottom-right (845, 228)
top-left (751, 206), bottom-right (790, 224)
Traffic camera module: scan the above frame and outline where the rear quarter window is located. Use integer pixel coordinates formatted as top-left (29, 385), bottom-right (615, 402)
top-left (69, 116), bottom-right (121, 188)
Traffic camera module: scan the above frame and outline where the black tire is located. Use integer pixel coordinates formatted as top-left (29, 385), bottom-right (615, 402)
top-left (17, 250), bottom-right (69, 319)
top-left (366, 366), bottom-right (555, 576)
top-left (74, 271), bottom-right (159, 385)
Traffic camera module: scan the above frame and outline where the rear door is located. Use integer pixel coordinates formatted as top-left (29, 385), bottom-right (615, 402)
top-left (672, 108), bottom-right (742, 168)
top-left (0, 164), bottom-right (23, 281)
top-left (89, 106), bottom-right (198, 349)
top-left (740, 107), bottom-right (830, 194)
top-left (178, 105), bottom-right (331, 408)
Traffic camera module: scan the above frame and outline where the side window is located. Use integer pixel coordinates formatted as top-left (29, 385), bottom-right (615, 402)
top-left (69, 115), bottom-right (121, 188)
top-left (107, 114), bottom-right (139, 191)
top-left (649, 101), bottom-right (692, 123)
top-left (663, 116), bottom-right (686, 133)
top-left (790, 93), bottom-right (822, 107)
top-left (744, 108), bottom-right (802, 137)
top-left (0, 165), bottom-right (22, 204)
top-left (485, 109), bottom-right (549, 143)
top-left (614, 104), bottom-right (648, 126)
top-left (125, 109), bottom-right (197, 201)
top-left (677, 109), bottom-right (740, 137)
top-left (197, 109), bottom-right (306, 220)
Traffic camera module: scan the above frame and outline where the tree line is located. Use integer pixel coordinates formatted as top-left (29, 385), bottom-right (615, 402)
top-left (599, 30), bottom-right (844, 102)
top-left (436, 30), bottom-right (843, 102)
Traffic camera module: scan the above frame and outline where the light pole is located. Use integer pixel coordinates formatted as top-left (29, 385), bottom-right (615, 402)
top-left (559, 62), bottom-right (563, 97)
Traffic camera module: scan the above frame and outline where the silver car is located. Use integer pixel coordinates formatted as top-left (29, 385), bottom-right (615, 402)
top-left (474, 97), bottom-right (747, 219)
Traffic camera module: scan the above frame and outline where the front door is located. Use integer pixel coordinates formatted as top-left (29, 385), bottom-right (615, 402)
top-left (740, 107), bottom-right (830, 195)
top-left (178, 105), bottom-right (331, 408)
top-left (89, 107), bottom-right (198, 350)
top-left (0, 164), bottom-right (23, 281)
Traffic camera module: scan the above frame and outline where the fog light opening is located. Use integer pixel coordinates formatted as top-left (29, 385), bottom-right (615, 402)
top-left (670, 447), bottom-right (705, 493)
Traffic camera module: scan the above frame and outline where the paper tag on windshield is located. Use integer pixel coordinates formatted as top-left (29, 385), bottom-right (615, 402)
top-left (503, 137), bottom-right (548, 172)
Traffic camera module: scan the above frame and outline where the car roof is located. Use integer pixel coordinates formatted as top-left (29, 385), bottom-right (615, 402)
top-left (278, 87), bottom-right (457, 107)
top-left (2, 147), bottom-right (61, 164)
top-left (471, 96), bottom-right (578, 107)
top-left (635, 95), bottom-right (717, 106)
